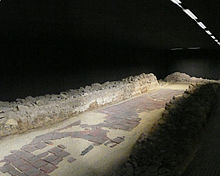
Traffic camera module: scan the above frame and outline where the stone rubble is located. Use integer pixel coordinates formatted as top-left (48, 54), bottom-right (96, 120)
top-left (0, 73), bottom-right (159, 138)
top-left (164, 72), bottom-right (219, 84)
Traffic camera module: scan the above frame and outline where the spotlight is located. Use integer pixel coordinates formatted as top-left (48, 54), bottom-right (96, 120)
top-left (211, 36), bottom-right (216, 39)
top-left (183, 9), bottom-right (198, 20)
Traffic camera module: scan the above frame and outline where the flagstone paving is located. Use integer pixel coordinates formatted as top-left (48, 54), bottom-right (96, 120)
top-left (0, 85), bottom-right (187, 176)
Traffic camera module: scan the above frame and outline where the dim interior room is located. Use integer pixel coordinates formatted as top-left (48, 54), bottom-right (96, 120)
top-left (0, 0), bottom-right (219, 176)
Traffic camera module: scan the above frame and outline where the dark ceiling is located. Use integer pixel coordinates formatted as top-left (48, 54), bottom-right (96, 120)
top-left (0, 0), bottom-right (219, 50)
top-left (0, 0), bottom-right (220, 100)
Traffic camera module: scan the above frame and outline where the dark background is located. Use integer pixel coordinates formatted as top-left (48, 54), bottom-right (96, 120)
top-left (0, 0), bottom-right (219, 101)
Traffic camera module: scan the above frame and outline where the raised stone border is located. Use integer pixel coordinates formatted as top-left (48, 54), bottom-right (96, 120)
top-left (113, 83), bottom-right (219, 176)
top-left (164, 72), bottom-right (220, 84)
top-left (0, 73), bottom-right (159, 138)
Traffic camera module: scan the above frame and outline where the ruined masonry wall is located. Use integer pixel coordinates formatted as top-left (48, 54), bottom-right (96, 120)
top-left (164, 72), bottom-right (220, 83)
top-left (113, 83), bottom-right (219, 176)
top-left (0, 73), bottom-right (159, 138)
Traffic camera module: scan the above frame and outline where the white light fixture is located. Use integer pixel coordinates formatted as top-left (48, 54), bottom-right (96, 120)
top-left (170, 1), bottom-right (220, 47)
top-left (170, 0), bottom-right (182, 7)
top-left (197, 22), bottom-right (206, 29)
top-left (171, 0), bottom-right (182, 3)
top-left (188, 47), bottom-right (200, 50)
top-left (183, 9), bottom-right (198, 20)
top-left (171, 48), bottom-right (183, 50)
top-left (205, 30), bottom-right (212, 35)
top-left (170, 0), bottom-right (182, 5)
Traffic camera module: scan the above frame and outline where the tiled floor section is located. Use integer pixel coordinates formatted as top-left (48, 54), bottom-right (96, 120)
top-left (0, 89), bottom-right (184, 176)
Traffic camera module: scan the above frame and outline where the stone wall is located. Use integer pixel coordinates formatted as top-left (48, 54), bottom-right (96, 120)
top-left (164, 72), bottom-right (219, 83)
top-left (0, 73), bottom-right (159, 138)
top-left (113, 83), bottom-right (219, 176)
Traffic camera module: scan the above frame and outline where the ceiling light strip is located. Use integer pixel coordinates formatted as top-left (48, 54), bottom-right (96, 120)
top-left (183, 9), bottom-right (198, 20)
top-left (170, 0), bottom-right (182, 7)
top-left (170, 47), bottom-right (183, 50)
top-left (188, 47), bottom-right (201, 50)
top-left (170, 0), bottom-right (220, 47)
top-left (205, 30), bottom-right (212, 35)
top-left (197, 22), bottom-right (206, 29)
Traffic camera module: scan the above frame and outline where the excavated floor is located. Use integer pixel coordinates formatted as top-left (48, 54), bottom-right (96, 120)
top-left (0, 83), bottom-right (189, 176)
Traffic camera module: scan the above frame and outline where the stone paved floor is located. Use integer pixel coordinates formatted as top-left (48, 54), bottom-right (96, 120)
top-left (182, 90), bottom-right (220, 176)
top-left (0, 85), bottom-right (187, 176)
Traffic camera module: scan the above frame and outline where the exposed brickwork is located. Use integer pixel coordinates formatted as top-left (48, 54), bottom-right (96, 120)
top-left (0, 89), bottom-right (183, 176)
top-left (104, 136), bottom-right (125, 148)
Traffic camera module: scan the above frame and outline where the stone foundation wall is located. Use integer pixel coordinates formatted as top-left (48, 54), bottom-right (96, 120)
top-left (113, 83), bottom-right (219, 176)
top-left (164, 72), bottom-right (219, 83)
top-left (0, 73), bottom-right (159, 138)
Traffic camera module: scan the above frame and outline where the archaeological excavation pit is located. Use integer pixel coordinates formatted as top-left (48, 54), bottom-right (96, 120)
top-left (0, 72), bottom-right (219, 176)
top-left (1, 0), bottom-right (220, 175)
